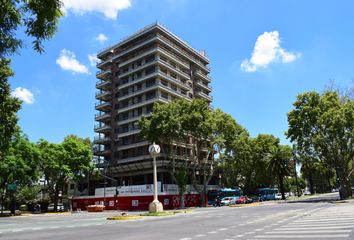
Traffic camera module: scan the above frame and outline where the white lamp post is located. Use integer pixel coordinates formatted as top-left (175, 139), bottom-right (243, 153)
top-left (148, 142), bottom-right (163, 213)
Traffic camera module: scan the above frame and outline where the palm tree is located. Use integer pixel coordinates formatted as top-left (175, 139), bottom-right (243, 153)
top-left (266, 145), bottom-right (292, 200)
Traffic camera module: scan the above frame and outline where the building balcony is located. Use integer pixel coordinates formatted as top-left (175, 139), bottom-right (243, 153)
top-left (95, 90), bottom-right (111, 101)
top-left (96, 58), bottom-right (112, 69)
top-left (96, 69), bottom-right (112, 80)
top-left (94, 124), bottom-right (111, 133)
top-left (157, 58), bottom-right (190, 80)
top-left (119, 58), bottom-right (158, 78)
top-left (117, 96), bottom-right (168, 114)
top-left (157, 71), bottom-right (191, 91)
top-left (96, 79), bottom-right (111, 90)
top-left (94, 148), bottom-right (111, 156)
top-left (117, 113), bottom-right (151, 125)
top-left (195, 91), bottom-right (213, 102)
top-left (157, 47), bottom-right (190, 69)
top-left (157, 84), bottom-right (192, 101)
top-left (118, 72), bottom-right (159, 90)
top-left (95, 101), bottom-right (111, 111)
top-left (118, 47), bottom-right (158, 68)
top-left (95, 112), bottom-right (111, 121)
top-left (157, 35), bottom-right (210, 73)
top-left (117, 140), bottom-right (149, 151)
top-left (112, 36), bottom-right (158, 61)
top-left (195, 81), bottom-right (212, 92)
top-left (94, 135), bottom-right (111, 144)
top-left (118, 83), bottom-right (157, 102)
top-left (195, 70), bottom-right (211, 82)
top-left (117, 129), bottom-right (140, 138)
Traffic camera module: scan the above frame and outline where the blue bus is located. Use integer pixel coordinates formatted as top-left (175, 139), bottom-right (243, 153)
top-left (208, 188), bottom-right (242, 205)
top-left (258, 188), bottom-right (279, 201)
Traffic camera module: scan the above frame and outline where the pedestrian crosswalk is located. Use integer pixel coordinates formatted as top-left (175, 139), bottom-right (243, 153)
top-left (254, 204), bottom-right (354, 239)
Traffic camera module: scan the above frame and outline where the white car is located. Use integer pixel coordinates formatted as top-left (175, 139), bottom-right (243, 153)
top-left (275, 193), bottom-right (282, 200)
top-left (220, 197), bottom-right (237, 206)
top-left (47, 203), bottom-right (64, 212)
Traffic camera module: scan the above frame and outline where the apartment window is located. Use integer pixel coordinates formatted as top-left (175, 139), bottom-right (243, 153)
top-left (136, 71), bottom-right (142, 79)
top-left (145, 66), bottom-right (156, 75)
top-left (188, 93), bottom-right (193, 98)
top-left (146, 104), bottom-right (154, 113)
top-left (170, 61), bottom-right (177, 68)
top-left (160, 68), bottom-right (167, 74)
top-left (160, 56), bottom-right (167, 62)
top-left (136, 83), bottom-right (142, 91)
top-left (181, 90), bottom-right (186, 95)
top-left (145, 54), bottom-right (155, 63)
top-left (146, 91), bottom-right (156, 100)
top-left (171, 73), bottom-right (177, 79)
top-left (122, 67), bottom-right (129, 73)
top-left (136, 60), bottom-right (142, 67)
top-left (146, 78), bottom-right (156, 88)
top-left (161, 80), bottom-right (168, 86)
top-left (161, 92), bottom-right (168, 100)
top-left (171, 84), bottom-right (177, 91)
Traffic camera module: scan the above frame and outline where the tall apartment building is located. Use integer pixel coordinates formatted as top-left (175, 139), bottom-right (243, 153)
top-left (94, 23), bottom-right (212, 186)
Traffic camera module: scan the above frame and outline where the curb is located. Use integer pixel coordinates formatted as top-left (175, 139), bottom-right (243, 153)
top-left (107, 216), bottom-right (143, 220)
top-left (229, 202), bottom-right (262, 207)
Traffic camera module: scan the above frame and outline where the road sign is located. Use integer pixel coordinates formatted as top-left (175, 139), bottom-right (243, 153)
top-left (7, 183), bottom-right (17, 191)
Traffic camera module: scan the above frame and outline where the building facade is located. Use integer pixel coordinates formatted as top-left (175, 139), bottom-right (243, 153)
top-left (94, 23), bottom-right (212, 187)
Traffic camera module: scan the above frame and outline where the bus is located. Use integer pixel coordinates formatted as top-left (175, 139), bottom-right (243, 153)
top-left (208, 188), bottom-right (242, 205)
top-left (258, 188), bottom-right (279, 201)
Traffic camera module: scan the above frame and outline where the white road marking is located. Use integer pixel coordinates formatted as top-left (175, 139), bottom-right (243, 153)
top-left (245, 231), bottom-right (255, 234)
top-left (219, 228), bottom-right (228, 231)
top-left (255, 228), bottom-right (264, 231)
top-left (285, 222), bottom-right (354, 227)
top-left (294, 217), bottom-right (354, 222)
top-left (234, 235), bottom-right (244, 237)
top-left (194, 234), bottom-right (206, 237)
top-left (266, 230), bottom-right (352, 234)
top-left (254, 234), bottom-right (350, 238)
top-left (278, 225), bottom-right (354, 230)
top-left (208, 231), bottom-right (217, 234)
top-left (179, 238), bottom-right (192, 240)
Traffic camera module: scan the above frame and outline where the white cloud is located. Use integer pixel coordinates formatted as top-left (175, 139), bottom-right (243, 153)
top-left (11, 87), bottom-right (35, 104)
top-left (62, 0), bottom-right (131, 20)
top-left (88, 54), bottom-right (100, 67)
top-left (95, 33), bottom-right (108, 44)
top-left (56, 49), bottom-right (89, 74)
top-left (240, 31), bottom-right (301, 72)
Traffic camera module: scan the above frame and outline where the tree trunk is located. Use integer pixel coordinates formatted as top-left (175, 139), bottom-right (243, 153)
top-left (179, 191), bottom-right (185, 209)
top-left (337, 168), bottom-right (353, 200)
top-left (308, 174), bottom-right (314, 195)
top-left (278, 174), bottom-right (286, 200)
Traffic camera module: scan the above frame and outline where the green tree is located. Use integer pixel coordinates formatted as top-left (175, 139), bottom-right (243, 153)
top-left (38, 135), bottom-right (92, 211)
top-left (0, 0), bottom-right (63, 172)
top-left (287, 91), bottom-right (354, 199)
top-left (0, 133), bottom-right (39, 213)
top-left (16, 185), bottom-right (41, 206)
top-left (265, 144), bottom-right (293, 200)
top-left (139, 99), bottom-right (246, 207)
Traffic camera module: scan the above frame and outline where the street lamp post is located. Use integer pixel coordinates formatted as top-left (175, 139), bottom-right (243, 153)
top-left (148, 142), bottom-right (163, 213)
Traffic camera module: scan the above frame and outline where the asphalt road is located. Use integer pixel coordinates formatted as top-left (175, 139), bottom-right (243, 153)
top-left (1, 193), bottom-right (354, 240)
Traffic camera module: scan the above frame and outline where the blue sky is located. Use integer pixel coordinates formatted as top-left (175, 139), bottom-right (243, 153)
top-left (10, 0), bottom-right (354, 144)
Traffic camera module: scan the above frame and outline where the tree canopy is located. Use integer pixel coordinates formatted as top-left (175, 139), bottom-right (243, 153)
top-left (287, 91), bottom-right (354, 199)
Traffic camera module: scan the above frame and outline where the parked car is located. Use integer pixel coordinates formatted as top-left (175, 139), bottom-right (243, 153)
top-left (47, 203), bottom-right (64, 212)
top-left (220, 197), bottom-right (237, 206)
top-left (275, 193), bottom-right (282, 200)
top-left (236, 196), bottom-right (253, 204)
